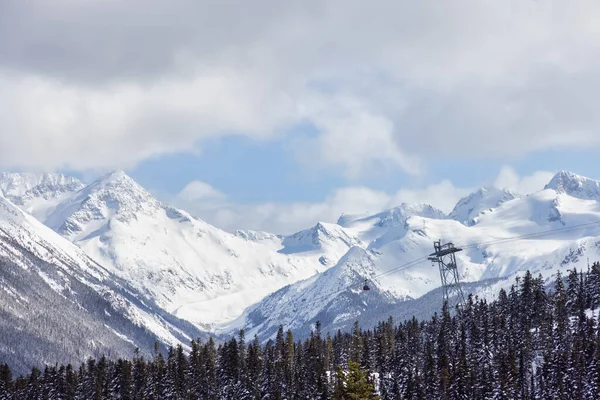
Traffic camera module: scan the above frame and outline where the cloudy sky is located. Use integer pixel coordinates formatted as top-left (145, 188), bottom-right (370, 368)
top-left (1, 0), bottom-right (599, 233)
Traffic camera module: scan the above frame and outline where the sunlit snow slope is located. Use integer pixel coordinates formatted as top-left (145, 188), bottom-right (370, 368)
top-left (0, 172), bottom-right (84, 221)
top-left (27, 171), bottom-right (359, 330)
top-left (229, 171), bottom-right (600, 339)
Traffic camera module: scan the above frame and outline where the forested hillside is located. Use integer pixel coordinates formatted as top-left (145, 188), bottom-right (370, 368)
top-left (1, 264), bottom-right (600, 399)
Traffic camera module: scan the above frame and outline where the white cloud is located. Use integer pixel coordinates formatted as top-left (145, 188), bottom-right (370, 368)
top-left (295, 94), bottom-right (422, 177)
top-left (173, 166), bottom-right (555, 233)
top-left (493, 166), bottom-right (555, 195)
top-left (0, 70), bottom-right (295, 170)
top-left (391, 180), bottom-right (472, 212)
top-left (174, 179), bottom-right (469, 234)
top-left (2, 1), bottom-right (600, 175)
top-left (178, 181), bottom-right (226, 202)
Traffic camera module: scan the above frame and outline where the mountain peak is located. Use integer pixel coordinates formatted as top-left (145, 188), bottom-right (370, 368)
top-left (97, 169), bottom-right (135, 186)
top-left (84, 170), bottom-right (153, 202)
top-left (375, 203), bottom-right (445, 228)
top-left (279, 221), bottom-right (361, 259)
top-left (337, 203), bottom-right (445, 230)
top-left (336, 246), bottom-right (374, 271)
top-left (336, 212), bottom-right (372, 226)
top-left (86, 170), bottom-right (156, 207)
top-left (449, 186), bottom-right (519, 226)
top-left (44, 170), bottom-right (160, 238)
top-left (322, 246), bottom-right (377, 285)
top-left (544, 171), bottom-right (600, 200)
top-left (0, 172), bottom-right (84, 205)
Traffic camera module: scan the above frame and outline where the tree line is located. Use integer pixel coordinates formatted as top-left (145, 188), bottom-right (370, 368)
top-left (1, 262), bottom-right (600, 399)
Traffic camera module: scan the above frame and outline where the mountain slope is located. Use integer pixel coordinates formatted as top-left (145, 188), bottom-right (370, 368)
top-left (279, 222), bottom-right (363, 266)
top-left (224, 247), bottom-right (399, 339)
top-left (545, 170), bottom-right (600, 200)
top-left (338, 203), bottom-right (446, 246)
top-left (0, 172), bottom-right (84, 221)
top-left (449, 187), bottom-right (519, 226)
top-left (0, 194), bottom-right (206, 374)
top-left (227, 171), bottom-right (600, 339)
top-left (38, 171), bottom-right (348, 330)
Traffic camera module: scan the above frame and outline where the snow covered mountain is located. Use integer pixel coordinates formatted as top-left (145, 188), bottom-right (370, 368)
top-left (20, 170), bottom-right (356, 331)
top-left (0, 193), bottom-right (205, 374)
top-left (227, 171), bottom-right (600, 340)
top-left (5, 168), bottom-right (600, 345)
top-left (224, 247), bottom-right (400, 339)
top-left (279, 222), bottom-right (363, 267)
top-left (0, 172), bottom-right (84, 221)
top-left (545, 170), bottom-right (600, 200)
top-left (338, 203), bottom-right (446, 245)
top-left (449, 187), bottom-right (519, 226)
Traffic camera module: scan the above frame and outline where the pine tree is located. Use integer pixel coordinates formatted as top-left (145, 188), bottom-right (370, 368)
top-left (274, 325), bottom-right (285, 400)
top-left (27, 367), bottom-right (42, 400)
top-left (246, 335), bottom-right (263, 399)
top-left (131, 348), bottom-right (147, 400)
top-left (552, 270), bottom-right (571, 399)
top-left (333, 361), bottom-right (379, 400)
top-left (567, 268), bottom-right (580, 313)
top-left (350, 321), bottom-right (363, 365)
top-left (203, 337), bottom-right (218, 400)
top-left (112, 359), bottom-right (132, 400)
top-left (0, 364), bottom-right (12, 399)
top-left (238, 330), bottom-right (250, 399)
top-left (293, 340), bottom-right (310, 399)
top-left (261, 339), bottom-right (276, 399)
top-left (285, 329), bottom-right (296, 398)
top-left (587, 262), bottom-right (600, 309)
top-left (65, 364), bottom-right (78, 400)
top-left (145, 343), bottom-right (167, 399)
top-left (175, 344), bottom-right (189, 397)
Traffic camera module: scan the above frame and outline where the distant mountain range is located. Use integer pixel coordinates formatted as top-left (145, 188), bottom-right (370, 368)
top-left (2, 169), bottom-right (600, 372)
top-left (224, 171), bottom-right (600, 338)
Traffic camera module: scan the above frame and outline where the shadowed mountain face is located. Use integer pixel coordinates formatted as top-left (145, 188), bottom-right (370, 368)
top-left (0, 194), bottom-right (207, 375)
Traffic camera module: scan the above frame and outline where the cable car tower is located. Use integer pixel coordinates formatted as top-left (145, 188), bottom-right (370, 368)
top-left (428, 240), bottom-right (465, 308)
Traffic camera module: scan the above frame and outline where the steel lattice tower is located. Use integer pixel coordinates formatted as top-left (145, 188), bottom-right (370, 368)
top-left (428, 240), bottom-right (465, 308)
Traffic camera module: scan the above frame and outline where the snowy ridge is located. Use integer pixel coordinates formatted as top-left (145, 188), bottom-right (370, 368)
top-left (545, 170), bottom-right (600, 200)
top-left (338, 203), bottom-right (445, 230)
top-left (374, 203), bottom-right (446, 228)
top-left (279, 222), bottom-right (363, 265)
top-left (44, 170), bottom-right (161, 239)
top-left (449, 187), bottom-right (519, 226)
top-left (24, 171), bottom-right (355, 330)
top-left (225, 247), bottom-right (398, 339)
top-left (0, 194), bottom-right (207, 373)
top-left (228, 171), bottom-right (600, 339)
top-left (234, 230), bottom-right (285, 251)
top-left (337, 212), bottom-right (373, 227)
top-left (0, 193), bottom-right (107, 280)
top-left (0, 172), bottom-right (84, 221)
top-left (339, 203), bottom-right (446, 246)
